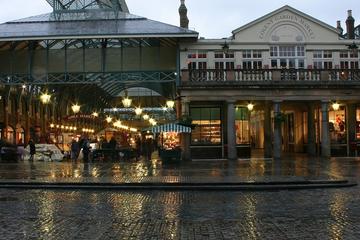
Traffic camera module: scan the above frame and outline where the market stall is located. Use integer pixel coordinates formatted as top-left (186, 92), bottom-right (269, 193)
top-left (150, 123), bottom-right (192, 162)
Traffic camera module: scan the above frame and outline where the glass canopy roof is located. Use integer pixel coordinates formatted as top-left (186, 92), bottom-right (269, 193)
top-left (46, 0), bottom-right (129, 13)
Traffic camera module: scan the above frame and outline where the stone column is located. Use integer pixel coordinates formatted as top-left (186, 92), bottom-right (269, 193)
top-left (347, 103), bottom-right (357, 156)
top-left (25, 109), bottom-right (31, 144)
top-left (264, 101), bottom-right (272, 158)
top-left (321, 101), bottom-right (331, 158)
top-left (307, 103), bottom-right (316, 156)
top-left (181, 99), bottom-right (191, 161)
top-left (3, 100), bottom-right (9, 140)
top-left (227, 100), bottom-right (237, 160)
top-left (273, 101), bottom-right (282, 159)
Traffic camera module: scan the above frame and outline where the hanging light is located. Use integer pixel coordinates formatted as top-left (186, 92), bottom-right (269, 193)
top-left (166, 100), bottom-right (175, 109)
top-left (71, 104), bottom-right (80, 114)
top-left (149, 118), bottom-right (157, 126)
top-left (50, 123), bottom-right (55, 128)
top-left (332, 102), bottom-right (340, 111)
top-left (135, 107), bottom-right (143, 116)
top-left (247, 103), bottom-right (254, 111)
top-left (106, 116), bottom-right (113, 123)
top-left (122, 97), bottom-right (132, 108)
top-left (92, 112), bottom-right (99, 117)
top-left (40, 92), bottom-right (51, 104)
top-left (114, 120), bottom-right (122, 128)
top-left (143, 114), bottom-right (149, 120)
top-left (162, 106), bottom-right (168, 112)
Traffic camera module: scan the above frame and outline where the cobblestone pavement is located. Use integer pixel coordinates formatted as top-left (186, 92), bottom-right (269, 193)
top-left (0, 156), bottom-right (360, 239)
top-left (1, 186), bottom-right (360, 239)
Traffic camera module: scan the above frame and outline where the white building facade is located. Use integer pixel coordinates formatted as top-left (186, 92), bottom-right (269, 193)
top-left (179, 5), bottom-right (360, 160)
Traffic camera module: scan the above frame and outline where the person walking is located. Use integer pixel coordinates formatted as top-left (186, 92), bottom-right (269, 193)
top-left (17, 139), bottom-right (25, 161)
top-left (144, 138), bottom-right (153, 160)
top-left (108, 137), bottom-right (117, 160)
top-left (81, 138), bottom-right (91, 162)
top-left (70, 139), bottom-right (79, 161)
top-left (29, 139), bottom-right (36, 161)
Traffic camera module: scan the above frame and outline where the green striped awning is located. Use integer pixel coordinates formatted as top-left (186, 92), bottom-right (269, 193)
top-left (150, 123), bottom-right (192, 133)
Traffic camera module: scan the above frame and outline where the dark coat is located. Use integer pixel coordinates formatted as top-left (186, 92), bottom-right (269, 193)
top-left (29, 142), bottom-right (36, 155)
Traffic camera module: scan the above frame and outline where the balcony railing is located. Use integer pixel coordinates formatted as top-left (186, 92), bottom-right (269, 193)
top-left (181, 69), bottom-right (360, 84)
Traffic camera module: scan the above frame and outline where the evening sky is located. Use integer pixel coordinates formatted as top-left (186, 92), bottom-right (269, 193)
top-left (0, 0), bottom-right (358, 38)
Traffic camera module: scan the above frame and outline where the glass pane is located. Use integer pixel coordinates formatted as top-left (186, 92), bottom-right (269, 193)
top-left (329, 107), bottom-right (346, 144)
top-left (235, 107), bottom-right (248, 120)
top-left (211, 108), bottom-right (221, 120)
top-left (235, 120), bottom-right (249, 144)
top-left (190, 108), bottom-right (201, 120)
top-left (191, 107), bottom-right (221, 145)
top-left (357, 109), bottom-right (360, 140)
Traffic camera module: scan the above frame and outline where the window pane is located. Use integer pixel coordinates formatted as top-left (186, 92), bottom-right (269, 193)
top-left (329, 107), bottom-right (346, 144)
top-left (324, 51), bottom-right (332, 58)
top-left (313, 51), bottom-right (322, 58)
top-left (340, 51), bottom-right (348, 58)
top-left (191, 108), bottom-right (222, 145)
top-left (215, 52), bottom-right (223, 58)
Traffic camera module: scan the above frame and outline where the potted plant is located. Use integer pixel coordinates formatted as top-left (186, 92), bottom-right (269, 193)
top-left (274, 112), bottom-right (286, 123)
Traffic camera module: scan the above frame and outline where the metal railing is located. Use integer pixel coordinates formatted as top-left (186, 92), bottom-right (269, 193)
top-left (182, 69), bottom-right (360, 83)
top-left (0, 71), bottom-right (177, 85)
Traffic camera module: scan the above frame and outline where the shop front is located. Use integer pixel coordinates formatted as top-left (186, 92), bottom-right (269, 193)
top-left (188, 104), bottom-right (252, 159)
top-left (190, 106), bottom-right (222, 159)
top-left (151, 123), bottom-right (192, 162)
top-left (235, 107), bottom-right (251, 158)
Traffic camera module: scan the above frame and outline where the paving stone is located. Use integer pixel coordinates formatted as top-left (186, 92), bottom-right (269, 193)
top-left (0, 156), bottom-right (360, 238)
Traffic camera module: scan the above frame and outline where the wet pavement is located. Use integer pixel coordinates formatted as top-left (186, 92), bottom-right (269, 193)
top-left (0, 154), bottom-right (357, 184)
top-left (1, 155), bottom-right (360, 239)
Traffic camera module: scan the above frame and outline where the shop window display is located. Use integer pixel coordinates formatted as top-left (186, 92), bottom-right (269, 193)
top-left (357, 109), bottom-right (360, 140)
top-left (329, 107), bottom-right (346, 144)
top-left (235, 107), bottom-right (250, 144)
top-left (160, 132), bottom-right (180, 150)
top-left (191, 107), bottom-right (221, 145)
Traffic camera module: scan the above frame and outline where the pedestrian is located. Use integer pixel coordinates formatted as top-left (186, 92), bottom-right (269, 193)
top-left (17, 139), bottom-right (25, 161)
top-left (29, 139), bottom-right (36, 161)
top-left (81, 138), bottom-right (91, 162)
top-left (109, 137), bottom-right (117, 149)
top-left (135, 137), bottom-right (141, 159)
top-left (70, 139), bottom-right (79, 161)
top-left (108, 137), bottom-right (117, 160)
top-left (144, 137), bottom-right (153, 160)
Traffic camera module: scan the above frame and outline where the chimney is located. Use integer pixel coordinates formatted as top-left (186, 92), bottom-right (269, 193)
top-left (336, 20), bottom-right (343, 35)
top-left (346, 10), bottom-right (355, 39)
top-left (179, 0), bottom-right (189, 29)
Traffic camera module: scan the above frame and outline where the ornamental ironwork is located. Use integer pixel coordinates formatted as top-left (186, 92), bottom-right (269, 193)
top-left (46, 0), bottom-right (129, 12)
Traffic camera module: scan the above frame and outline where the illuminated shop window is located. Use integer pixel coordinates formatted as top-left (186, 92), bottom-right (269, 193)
top-left (235, 107), bottom-right (250, 144)
top-left (329, 106), bottom-right (346, 144)
top-left (357, 108), bottom-right (360, 140)
top-left (191, 108), bottom-right (221, 145)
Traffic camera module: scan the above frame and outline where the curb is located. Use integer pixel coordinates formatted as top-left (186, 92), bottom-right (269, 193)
top-left (0, 180), bottom-right (356, 191)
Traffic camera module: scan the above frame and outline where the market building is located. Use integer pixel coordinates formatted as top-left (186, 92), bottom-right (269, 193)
top-left (179, 5), bottom-right (360, 160)
top-left (0, 0), bottom-right (197, 153)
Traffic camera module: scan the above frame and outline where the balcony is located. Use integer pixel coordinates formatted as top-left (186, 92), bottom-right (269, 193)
top-left (181, 69), bottom-right (360, 87)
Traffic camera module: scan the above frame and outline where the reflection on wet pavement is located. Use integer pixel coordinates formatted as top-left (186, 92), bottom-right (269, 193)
top-left (1, 187), bottom-right (360, 239)
top-left (1, 155), bottom-right (360, 183)
top-left (1, 156), bottom-right (360, 238)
